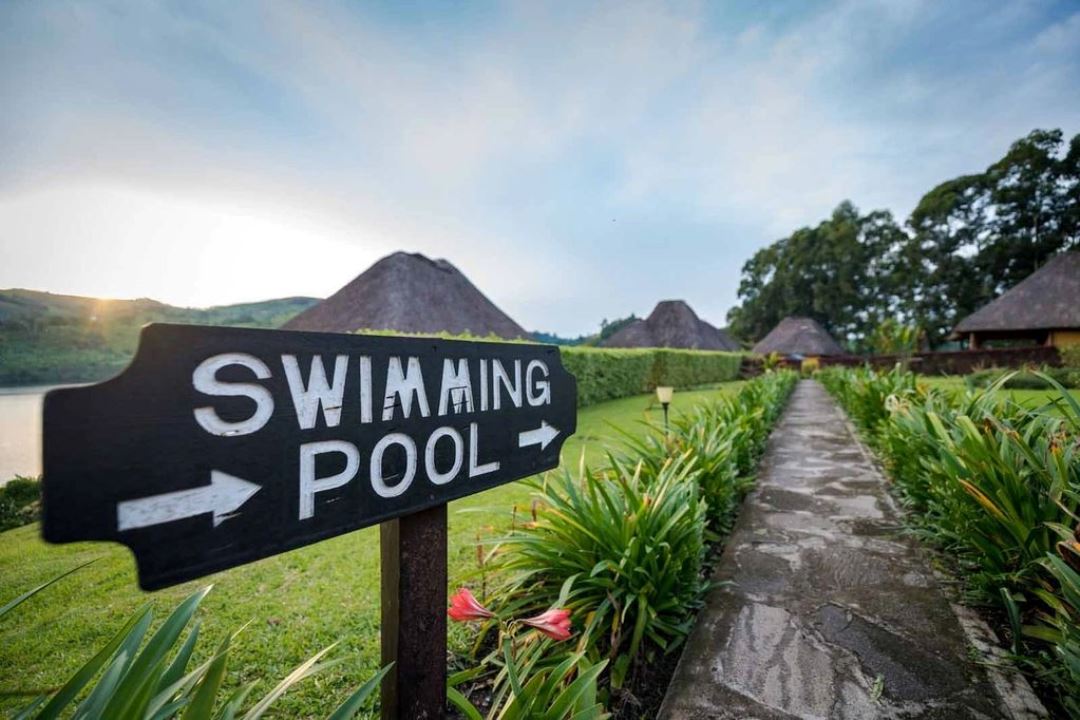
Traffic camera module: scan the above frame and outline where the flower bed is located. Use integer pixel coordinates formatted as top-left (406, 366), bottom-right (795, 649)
top-left (447, 371), bottom-right (798, 718)
top-left (1, 374), bottom-right (793, 719)
top-left (819, 365), bottom-right (1080, 716)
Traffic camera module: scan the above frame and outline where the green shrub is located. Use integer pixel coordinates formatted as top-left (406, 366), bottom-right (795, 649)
top-left (449, 648), bottom-right (608, 720)
top-left (2, 574), bottom-right (389, 719)
top-left (0, 475), bottom-right (41, 532)
top-left (1000, 367), bottom-right (1076, 390)
top-left (559, 348), bottom-right (657, 406)
top-left (490, 370), bottom-right (796, 698)
top-left (1038, 551), bottom-right (1080, 719)
top-left (560, 347), bottom-right (742, 407)
top-left (352, 334), bottom-right (744, 407)
top-left (612, 371), bottom-right (796, 534)
top-left (446, 590), bottom-right (608, 720)
top-left (615, 408), bottom-right (747, 535)
top-left (1061, 345), bottom-right (1080, 370)
top-left (818, 364), bottom-right (916, 433)
top-left (647, 349), bottom-right (744, 390)
top-left (823, 366), bottom-right (1080, 712)
top-left (674, 373), bottom-right (796, 529)
top-left (966, 367), bottom-right (1007, 388)
top-left (493, 453), bottom-right (709, 690)
top-left (1044, 366), bottom-right (1080, 389)
top-left (963, 365), bottom-right (1079, 390)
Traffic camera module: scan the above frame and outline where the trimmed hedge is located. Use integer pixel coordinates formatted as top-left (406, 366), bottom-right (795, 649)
top-left (560, 347), bottom-right (743, 406)
top-left (353, 331), bottom-right (743, 407)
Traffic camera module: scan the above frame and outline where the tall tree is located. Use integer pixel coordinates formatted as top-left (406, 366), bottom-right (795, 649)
top-left (730, 128), bottom-right (1080, 349)
top-left (979, 129), bottom-right (1078, 288)
top-left (598, 314), bottom-right (639, 342)
top-left (897, 129), bottom-right (1079, 344)
top-left (894, 174), bottom-right (989, 344)
top-left (727, 202), bottom-right (903, 349)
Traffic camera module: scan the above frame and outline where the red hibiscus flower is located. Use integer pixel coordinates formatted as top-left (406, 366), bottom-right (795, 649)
top-left (447, 588), bottom-right (495, 622)
top-left (521, 608), bottom-right (572, 641)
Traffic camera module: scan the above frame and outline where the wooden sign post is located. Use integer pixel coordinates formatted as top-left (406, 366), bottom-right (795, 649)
top-left (41, 323), bottom-right (576, 718)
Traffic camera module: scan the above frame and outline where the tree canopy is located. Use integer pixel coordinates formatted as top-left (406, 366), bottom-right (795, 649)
top-left (728, 129), bottom-right (1080, 349)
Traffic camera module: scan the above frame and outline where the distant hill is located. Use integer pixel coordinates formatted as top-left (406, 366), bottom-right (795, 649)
top-left (0, 290), bottom-right (319, 386)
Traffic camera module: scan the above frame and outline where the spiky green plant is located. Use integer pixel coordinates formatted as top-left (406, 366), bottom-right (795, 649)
top-left (2, 572), bottom-right (389, 720)
top-left (823, 365), bottom-right (1080, 714)
top-left (492, 452), bottom-right (708, 690)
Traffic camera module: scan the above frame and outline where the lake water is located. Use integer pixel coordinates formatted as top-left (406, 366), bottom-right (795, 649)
top-left (0, 385), bottom-right (69, 483)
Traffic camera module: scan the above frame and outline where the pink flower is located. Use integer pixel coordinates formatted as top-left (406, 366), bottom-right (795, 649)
top-left (448, 588), bottom-right (495, 622)
top-left (521, 608), bottom-right (572, 641)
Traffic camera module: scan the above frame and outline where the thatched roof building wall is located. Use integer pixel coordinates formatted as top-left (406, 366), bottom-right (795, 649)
top-left (752, 316), bottom-right (844, 357)
top-left (952, 252), bottom-right (1080, 349)
top-left (282, 251), bottom-right (527, 339)
top-left (601, 300), bottom-right (739, 351)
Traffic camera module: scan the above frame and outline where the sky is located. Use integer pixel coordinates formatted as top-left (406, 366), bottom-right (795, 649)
top-left (1, 1), bottom-right (1079, 337)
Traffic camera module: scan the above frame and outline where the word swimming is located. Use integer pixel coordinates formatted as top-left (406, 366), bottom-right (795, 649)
top-left (191, 352), bottom-right (553, 436)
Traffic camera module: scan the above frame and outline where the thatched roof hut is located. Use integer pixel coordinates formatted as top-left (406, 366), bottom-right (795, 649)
top-left (282, 251), bottom-right (528, 339)
top-left (952, 252), bottom-right (1080, 349)
top-left (752, 316), bottom-right (844, 357)
top-left (601, 300), bottom-right (739, 351)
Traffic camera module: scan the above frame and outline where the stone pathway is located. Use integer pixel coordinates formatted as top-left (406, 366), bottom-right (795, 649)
top-left (659, 380), bottom-right (1045, 720)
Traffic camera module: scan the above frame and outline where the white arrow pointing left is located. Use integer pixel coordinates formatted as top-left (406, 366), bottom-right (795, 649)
top-left (117, 470), bottom-right (262, 532)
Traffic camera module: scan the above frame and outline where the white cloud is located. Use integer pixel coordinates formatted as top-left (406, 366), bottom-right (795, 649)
top-left (1, 0), bottom-right (1078, 334)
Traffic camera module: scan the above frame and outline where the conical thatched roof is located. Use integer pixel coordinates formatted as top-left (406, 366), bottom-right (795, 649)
top-left (601, 300), bottom-right (739, 351)
top-left (752, 316), bottom-right (844, 356)
top-left (954, 252), bottom-right (1080, 334)
top-left (282, 251), bottom-right (528, 339)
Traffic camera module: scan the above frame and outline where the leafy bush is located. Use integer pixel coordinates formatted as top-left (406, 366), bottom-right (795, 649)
top-left (615, 372), bottom-right (797, 533)
top-left (632, 410), bottom-right (748, 534)
top-left (558, 349), bottom-right (658, 406)
top-left (869, 318), bottom-right (921, 356)
top-left (2, 574), bottom-right (388, 719)
top-left (822, 365), bottom-right (1080, 713)
top-left (0, 475), bottom-right (41, 532)
top-left (445, 589), bottom-right (608, 719)
top-left (353, 335), bottom-right (745, 407)
top-left (818, 363), bottom-right (916, 434)
top-left (964, 365), bottom-right (1079, 390)
top-left (727, 372), bottom-right (798, 465)
top-left (493, 453), bottom-right (709, 690)
top-left (488, 370), bottom-right (796, 704)
top-left (1062, 345), bottom-right (1080, 370)
top-left (965, 367), bottom-right (1007, 388)
top-left (450, 649), bottom-right (608, 720)
top-left (560, 347), bottom-right (742, 406)
top-left (647, 349), bottom-right (744, 390)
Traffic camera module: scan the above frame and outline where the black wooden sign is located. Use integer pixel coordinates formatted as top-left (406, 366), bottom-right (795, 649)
top-left (42, 324), bottom-right (576, 590)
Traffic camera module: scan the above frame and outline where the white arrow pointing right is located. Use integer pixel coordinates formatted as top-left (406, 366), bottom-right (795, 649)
top-left (518, 421), bottom-right (560, 451)
top-left (117, 470), bottom-right (261, 532)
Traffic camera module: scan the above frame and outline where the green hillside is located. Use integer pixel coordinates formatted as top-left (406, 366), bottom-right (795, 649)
top-left (0, 290), bottom-right (320, 386)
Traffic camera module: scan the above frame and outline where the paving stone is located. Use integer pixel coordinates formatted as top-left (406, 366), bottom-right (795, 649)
top-left (658, 380), bottom-right (1042, 720)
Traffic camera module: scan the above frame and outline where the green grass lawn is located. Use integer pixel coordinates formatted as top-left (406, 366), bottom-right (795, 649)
top-left (919, 376), bottom-right (1080, 412)
top-left (0, 382), bottom-right (741, 717)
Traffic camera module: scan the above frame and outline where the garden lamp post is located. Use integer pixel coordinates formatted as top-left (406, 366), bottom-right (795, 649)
top-left (656, 386), bottom-right (674, 435)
